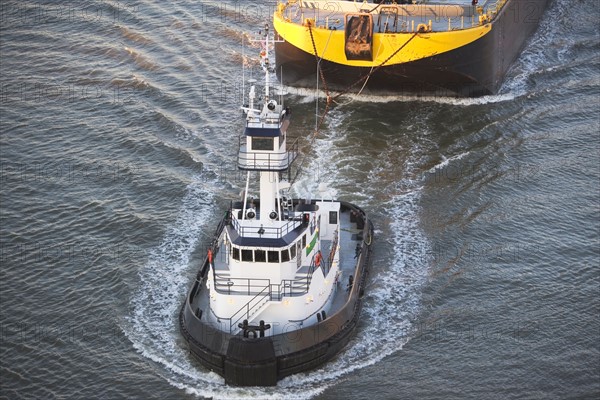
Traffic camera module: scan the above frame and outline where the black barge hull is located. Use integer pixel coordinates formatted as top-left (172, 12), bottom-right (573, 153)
top-left (179, 200), bottom-right (374, 386)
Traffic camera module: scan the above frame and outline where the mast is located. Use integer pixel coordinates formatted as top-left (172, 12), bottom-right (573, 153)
top-left (263, 24), bottom-right (270, 103)
top-left (238, 23), bottom-right (292, 224)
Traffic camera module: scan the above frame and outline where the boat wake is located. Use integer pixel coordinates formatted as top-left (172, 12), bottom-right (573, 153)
top-left (280, 110), bottom-right (432, 395)
top-left (121, 173), bottom-right (224, 389)
top-left (121, 105), bottom-right (431, 398)
top-left (428, 151), bottom-right (471, 174)
top-left (283, 84), bottom-right (519, 106)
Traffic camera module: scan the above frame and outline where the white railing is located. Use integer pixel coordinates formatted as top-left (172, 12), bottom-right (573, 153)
top-left (230, 215), bottom-right (302, 238)
top-left (237, 137), bottom-right (299, 171)
top-left (280, 1), bottom-right (500, 32)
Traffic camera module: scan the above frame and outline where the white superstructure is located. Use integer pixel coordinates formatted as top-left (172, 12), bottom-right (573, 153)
top-left (203, 25), bottom-right (342, 337)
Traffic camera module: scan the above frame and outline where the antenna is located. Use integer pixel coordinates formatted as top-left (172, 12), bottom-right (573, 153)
top-left (242, 34), bottom-right (245, 106)
top-left (247, 23), bottom-right (284, 111)
top-left (263, 24), bottom-right (270, 102)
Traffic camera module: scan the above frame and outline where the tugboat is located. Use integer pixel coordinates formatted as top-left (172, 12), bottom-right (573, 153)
top-left (273, 0), bottom-right (550, 96)
top-left (179, 24), bottom-right (374, 386)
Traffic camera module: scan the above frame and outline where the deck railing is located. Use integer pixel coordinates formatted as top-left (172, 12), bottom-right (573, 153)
top-left (278, 1), bottom-right (513, 32)
top-left (211, 251), bottom-right (325, 333)
top-left (213, 263), bottom-right (320, 297)
top-left (237, 137), bottom-right (299, 171)
top-left (213, 275), bottom-right (271, 295)
top-left (227, 285), bottom-right (271, 333)
top-left (229, 214), bottom-right (303, 239)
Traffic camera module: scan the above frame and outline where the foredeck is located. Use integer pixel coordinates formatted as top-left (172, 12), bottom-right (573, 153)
top-left (279, 0), bottom-right (509, 33)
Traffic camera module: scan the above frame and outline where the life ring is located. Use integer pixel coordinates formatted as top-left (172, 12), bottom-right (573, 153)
top-left (417, 23), bottom-right (429, 33)
top-left (314, 251), bottom-right (322, 267)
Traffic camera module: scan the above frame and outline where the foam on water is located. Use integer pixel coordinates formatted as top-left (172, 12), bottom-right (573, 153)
top-left (497, 0), bottom-right (576, 98)
top-left (121, 172), bottom-right (221, 384)
top-left (284, 84), bottom-right (520, 106)
top-left (290, 115), bottom-right (341, 201)
top-left (286, 111), bottom-right (432, 391)
top-left (3, 0), bottom-right (597, 398)
top-left (428, 151), bottom-right (471, 174)
top-left (282, 133), bottom-right (431, 397)
top-left (283, 1), bottom-right (566, 108)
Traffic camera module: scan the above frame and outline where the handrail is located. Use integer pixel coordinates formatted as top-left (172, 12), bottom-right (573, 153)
top-left (220, 259), bottom-right (321, 333)
top-left (304, 253), bottom-right (322, 289)
top-left (279, 1), bottom-right (495, 32)
top-left (212, 251), bottom-right (324, 298)
top-left (208, 222), bottom-right (326, 331)
top-left (213, 274), bottom-right (271, 295)
top-left (212, 269), bottom-right (317, 297)
top-left (229, 214), bottom-right (303, 238)
top-left (324, 229), bottom-right (339, 276)
top-left (288, 271), bottom-right (338, 324)
top-left (484, 0), bottom-right (508, 14)
top-left (238, 137), bottom-right (299, 171)
top-left (227, 285), bottom-right (271, 333)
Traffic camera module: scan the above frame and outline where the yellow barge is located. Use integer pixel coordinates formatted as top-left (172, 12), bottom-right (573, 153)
top-left (273, 0), bottom-right (550, 96)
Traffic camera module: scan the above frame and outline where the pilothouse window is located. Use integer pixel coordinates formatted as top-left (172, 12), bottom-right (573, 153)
top-left (251, 137), bottom-right (274, 151)
top-left (255, 250), bottom-right (266, 262)
top-left (232, 247), bottom-right (240, 260)
top-left (281, 249), bottom-right (290, 262)
top-left (329, 211), bottom-right (338, 224)
top-left (268, 251), bottom-right (279, 263)
top-left (241, 249), bottom-right (253, 262)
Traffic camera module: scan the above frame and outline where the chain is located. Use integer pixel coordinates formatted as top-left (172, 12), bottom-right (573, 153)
top-left (288, 21), bottom-right (421, 188)
top-left (306, 20), bottom-right (332, 132)
top-left (287, 20), bottom-right (331, 188)
top-left (331, 30), bottom-right (421, 102)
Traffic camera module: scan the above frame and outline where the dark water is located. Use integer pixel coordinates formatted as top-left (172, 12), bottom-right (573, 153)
top-left (1, 1), bottom-right (598, 399)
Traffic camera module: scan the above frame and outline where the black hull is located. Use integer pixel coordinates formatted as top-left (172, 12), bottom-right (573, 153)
top-left (275, 0), bottom-right (549, 97)
top-left (179, 200), bottom-right (374, 386)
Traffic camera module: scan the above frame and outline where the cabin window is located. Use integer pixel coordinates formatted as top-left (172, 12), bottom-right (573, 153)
top-left (290, 244), bottom-right (296, 259)
top-left (329, 211), bottom-right (338, 224)
top-left (241, 249), bottom-right (253, 262)
top-left (302, 234), bottom-right (306, 249)
top-left (281, 249), bottom-right (290, 262)
top-left (232, 247), bottom-right (240, 261)
top-left (251, 137), bottom-right (274, 151)
top-left (254, 250), bottom-right (266, 262)
top-left (268, 251), bottom-right (279, 263)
